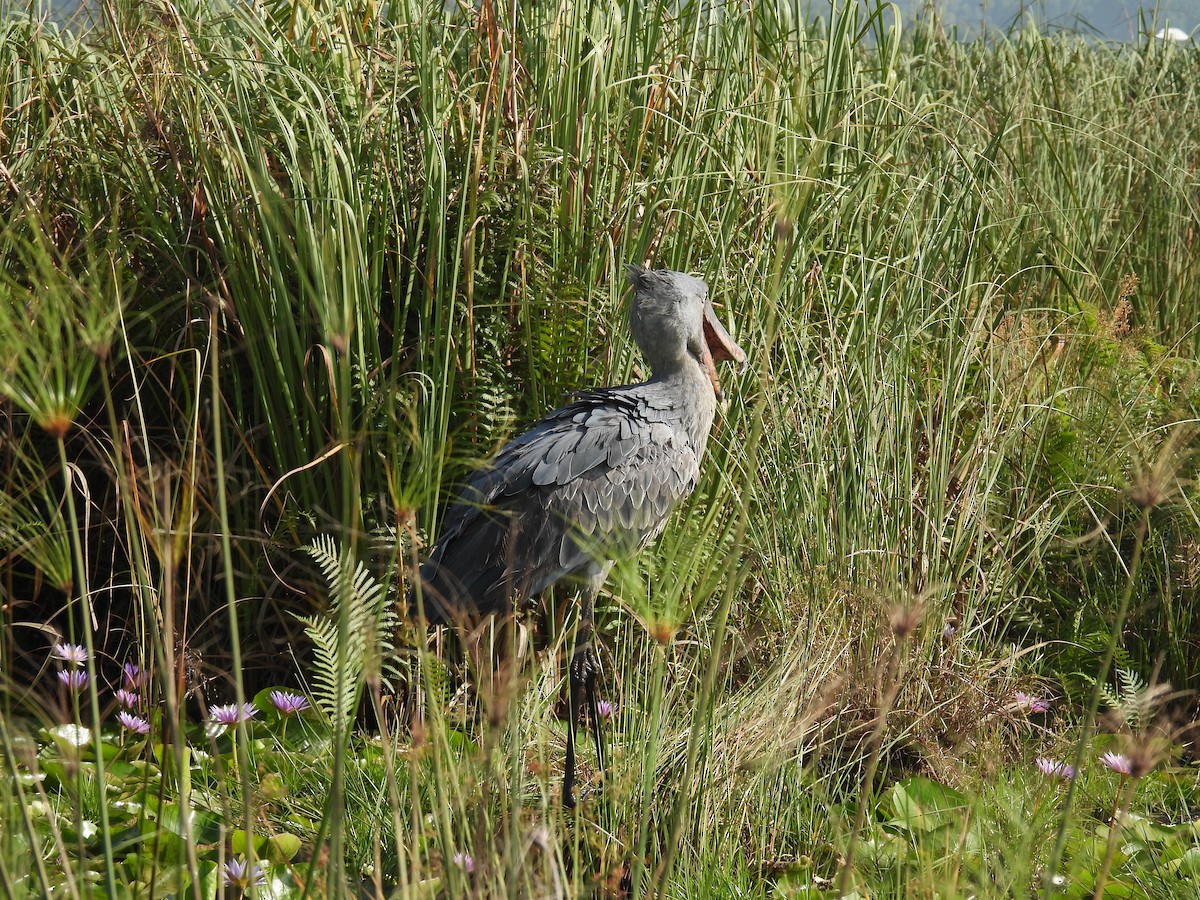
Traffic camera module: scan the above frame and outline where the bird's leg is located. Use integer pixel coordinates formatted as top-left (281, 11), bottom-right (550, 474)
top-left (585, 639), bottom-right (607, 791)
top-left (562, 602), bottom-right (587, 809)
top-left (577, 589), bottom-right (608, 792)
top-left (582, 563), bottom-right (611, 787)
top-left (562, 589), bottom-right (591, 808)
top-left (562, 562), bottom-right (611, 809)
top-left (563, 580), bottom-right (609, 809)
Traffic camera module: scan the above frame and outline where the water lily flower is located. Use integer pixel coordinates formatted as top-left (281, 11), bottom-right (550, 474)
top-left (209, 703), bottom-right (258, 727)
top-left (115, 689), bottom-right (140, 709)
top-left (223, 857), bottom-right (267, 890)
top-left (596, 700), bottom-right (615, 719)
top-left (57, 670), bottom-right (88, 691)
top-left (269, 691), bottom-right (310, 715)
top-left (1035, 757), bottom-right (1075, 779)
top-left (1016, 692), bottom-right (1051, 713)
top-left (1100, 752), bottom-right (1133, 776)
top-left (1099, 753), bottom-right (1128, 777)
top-left (117, 712), bottom-right (150, 735)
top-left (52, 643), bottom-right (88, 665)
top-left (451, 852), bottom-right (475, 873)
top-left (122, 663), bottom-right (147, 690)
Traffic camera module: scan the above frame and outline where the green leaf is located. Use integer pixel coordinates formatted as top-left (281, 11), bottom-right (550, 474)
top-left (265, 833), bottom-right (303, 863)
top-left (445, 728), bottom-right (479, 754)
top-left (194, 859), bottom-right (221, 899)
top-left (856, 833), bottom-right (905, 865)
top-left (772, 886), bottom-right (826, 899)
top-left (156, 803), bottom-right (206, 841)
top-left (232, 830), bottom-right (267, 857)
top-left (888, 778), bottom-right (967, 832)
top-left (1118, 813), bottom-right (1171, 844)
top-left (259, 772), bottom-right (288, 802)
top-left (1168, 847), bottom-right (1200, 877)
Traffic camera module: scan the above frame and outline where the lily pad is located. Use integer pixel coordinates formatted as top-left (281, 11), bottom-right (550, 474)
top-left (887, 778), bottom-right (968, 833)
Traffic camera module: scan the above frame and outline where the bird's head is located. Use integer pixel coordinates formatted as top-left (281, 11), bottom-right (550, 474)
top-left (625, 264), bottom-right (746, 399)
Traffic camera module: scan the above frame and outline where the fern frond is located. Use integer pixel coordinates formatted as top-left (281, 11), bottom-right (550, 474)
top-left (300, 536), bottom-right (398, 726)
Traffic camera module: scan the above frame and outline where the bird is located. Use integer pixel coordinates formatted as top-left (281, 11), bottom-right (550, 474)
top-left (408, 264), bottom-right (746, 807)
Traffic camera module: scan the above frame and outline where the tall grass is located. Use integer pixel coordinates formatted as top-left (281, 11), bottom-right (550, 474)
top-left (1, 0), bottom-right (1199, 896)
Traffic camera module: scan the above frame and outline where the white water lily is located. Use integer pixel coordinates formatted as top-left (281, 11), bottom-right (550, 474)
top-left (50, 724), bottom-right (91, 747)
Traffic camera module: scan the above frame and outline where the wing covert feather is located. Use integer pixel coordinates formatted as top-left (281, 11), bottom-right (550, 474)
top-left (411, 386), bottom-right (701, 622)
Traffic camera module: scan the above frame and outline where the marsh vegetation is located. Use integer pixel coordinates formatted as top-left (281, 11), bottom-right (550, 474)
top-left (2, 1), bottom-right (1200, 896)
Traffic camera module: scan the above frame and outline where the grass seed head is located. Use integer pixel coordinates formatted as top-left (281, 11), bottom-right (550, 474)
top-left (649, 619), bottom-right (677, 646)
top-left (888, 602), bottom-right (923, 641)
top-left (41, 412), bottom-right (74, 439)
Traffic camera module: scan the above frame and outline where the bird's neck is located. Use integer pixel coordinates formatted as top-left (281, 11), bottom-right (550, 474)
top-left (649, 355), bottom-right (718, 453)
top-left (640, 340), bottom-right (689, 374)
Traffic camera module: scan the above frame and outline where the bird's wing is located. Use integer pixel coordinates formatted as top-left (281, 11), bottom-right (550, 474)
top-left (435, 388), bottom-right (670, 541)
top-left (412, 388), bottom-right (699, 620)
top-left (540, 436), bottom-right (701, 576)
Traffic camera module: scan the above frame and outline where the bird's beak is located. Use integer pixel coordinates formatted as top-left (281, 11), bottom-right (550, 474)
top-left (701, 300), bottom-right (747, 402)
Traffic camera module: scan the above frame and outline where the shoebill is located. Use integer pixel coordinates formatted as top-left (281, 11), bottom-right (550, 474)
top-left (408, 265), bottom-right (746, 807)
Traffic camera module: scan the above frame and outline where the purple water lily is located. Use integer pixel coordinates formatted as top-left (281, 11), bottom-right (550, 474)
top-left (117, 712), bottom-right (151, 735)
top-left (269, 691), bottom-right (310, 715)
top-left (223, 856), bottom-right (267, 890)
top-left (52, 643), bottom-right (88, 666)
top-left (1035, 757), bottom-right (1075, 779)
top-left (209, 703), bottom-right (258, 726)
top-left (1100, 752), bottom-right (1133, 776)
top-left (57, 670), bottom-right (88, 691)
top-left (122, 663), bottom-right (147, 691)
